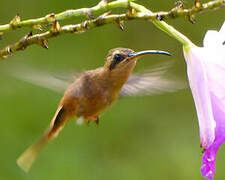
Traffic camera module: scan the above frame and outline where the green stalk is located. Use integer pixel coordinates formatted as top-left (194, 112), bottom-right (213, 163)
top-left (130, 2), bottom-right (194, 47)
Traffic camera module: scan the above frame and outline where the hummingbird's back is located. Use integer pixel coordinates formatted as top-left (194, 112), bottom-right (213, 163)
top-left (60, 68), bottom-right (122, 119)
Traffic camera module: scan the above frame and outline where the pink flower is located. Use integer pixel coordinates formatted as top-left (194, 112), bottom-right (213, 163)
top-left (183, 21), bottom-right (225, 180)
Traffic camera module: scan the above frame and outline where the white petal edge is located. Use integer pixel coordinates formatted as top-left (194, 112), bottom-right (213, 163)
top-left (183, 46), bottom-right (216, 148)
top-left (219, 20), bottom-right (225, 36)
top-left (204, 21), bottom-right (225, 47)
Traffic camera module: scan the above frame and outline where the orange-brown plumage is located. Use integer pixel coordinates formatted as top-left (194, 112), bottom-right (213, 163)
top-left (17, 48), bottom-right (181, 172)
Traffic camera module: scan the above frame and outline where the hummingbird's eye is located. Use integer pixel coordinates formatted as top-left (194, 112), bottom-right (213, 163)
top-left (114, 54), bottom-right (125, 62)
top-left (109, 53), bottom-right (125, 70)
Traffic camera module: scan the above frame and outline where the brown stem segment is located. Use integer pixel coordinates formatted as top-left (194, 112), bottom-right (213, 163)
top-left (0, 0), bottom-right (224, 59)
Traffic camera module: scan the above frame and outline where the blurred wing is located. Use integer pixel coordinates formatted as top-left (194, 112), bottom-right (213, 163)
top-left (11, 67), bottom-right (80, 94)
top-left (120, 63), bottom-right (186, 97)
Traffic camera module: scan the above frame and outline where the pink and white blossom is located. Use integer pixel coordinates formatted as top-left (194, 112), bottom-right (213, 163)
top-left (183, 21), bottom-right (225, 180)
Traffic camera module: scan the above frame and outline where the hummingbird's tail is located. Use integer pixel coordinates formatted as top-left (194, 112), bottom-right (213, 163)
top-left (17, 134), bottom-right (48, 173)
top-left (17, 106), bottom-right (67, 173)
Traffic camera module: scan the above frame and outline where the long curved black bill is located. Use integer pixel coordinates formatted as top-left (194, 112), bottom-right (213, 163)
top-left (128, 50), bottom-right (171, 60)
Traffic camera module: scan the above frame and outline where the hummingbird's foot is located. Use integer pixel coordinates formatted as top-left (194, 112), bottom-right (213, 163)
top-left (84, 119), bottom-right (91, 126)
top-left (94, 117), bottom-right (99, 125)
top-left (84, 116), bottom-right (99, 125)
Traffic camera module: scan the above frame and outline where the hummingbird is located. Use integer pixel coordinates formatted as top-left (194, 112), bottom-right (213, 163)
top-left (16, 47), bottom-right (184, 172)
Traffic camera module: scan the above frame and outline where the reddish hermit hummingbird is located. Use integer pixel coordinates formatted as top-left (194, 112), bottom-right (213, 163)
top-left (16, 47), bottom-right (184, 172)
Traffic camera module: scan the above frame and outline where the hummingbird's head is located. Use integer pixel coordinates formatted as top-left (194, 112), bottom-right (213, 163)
top-left (104, 48), bottom-right (171, 72)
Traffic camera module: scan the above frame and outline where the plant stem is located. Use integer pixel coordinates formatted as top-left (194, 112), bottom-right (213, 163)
top-left (0, 0), bottom-right (224, 33)
top-left (130, 2), bottom-right (195, 46)
top-left (0, 0), bottom-right (224, 58)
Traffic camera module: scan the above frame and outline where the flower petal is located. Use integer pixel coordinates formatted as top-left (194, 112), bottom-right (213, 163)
top-left (205, 60), bottom-right (225, 112)
top-left (204, 30), bottom-right (222, 48)
top-left (219, 20), bottom-right (225, 41)
top-left (203, 21), bottom-right (225, 47)
top-left (201, 93), bottom-right (225, 180)
top-left (183, 46), bottom-right (216, 148)
top-left (183, 20), bottom-right (225, 180)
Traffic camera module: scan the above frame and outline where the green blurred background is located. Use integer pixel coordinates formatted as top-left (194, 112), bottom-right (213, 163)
top-left (0, 0), bottom-right (224, 179)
